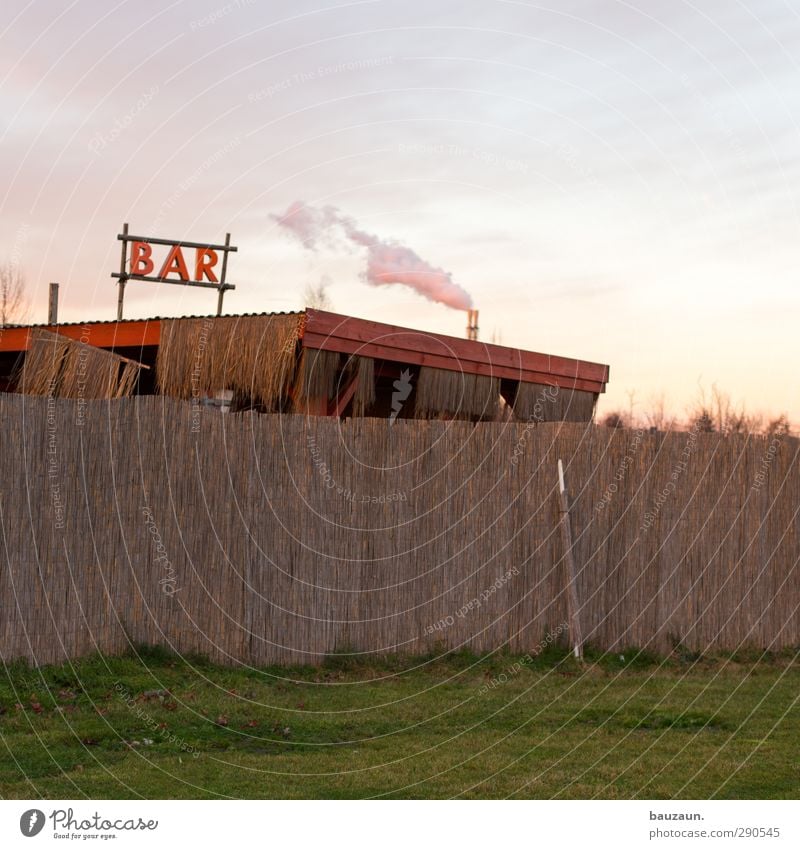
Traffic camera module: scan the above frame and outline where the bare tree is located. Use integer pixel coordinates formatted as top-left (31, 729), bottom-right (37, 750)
top-left (692, 408), bottom-right (716, 433)
top-left (0, 261), bottom-right (27, 327)
top-left (600, 411), bottom-right (626, 429)
top-left (625, 389), bottom-right (638, 428)
top-left (687, 381), bottom-right (762, 435)
top-left (303, 276), bottom-right (333, 310)
top-left (766, 414), bottom-right (791, 437)
top-left (644, 392), bottom-right (678, 432)
top-left (709, 384), bottom-right (765, 435)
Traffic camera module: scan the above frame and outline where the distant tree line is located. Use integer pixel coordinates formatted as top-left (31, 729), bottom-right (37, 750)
top-left (599, 385), bottom-right (793, 437)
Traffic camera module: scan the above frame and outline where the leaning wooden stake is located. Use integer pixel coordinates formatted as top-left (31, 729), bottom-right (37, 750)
top-left (558, 459), bottom-right (583, 659)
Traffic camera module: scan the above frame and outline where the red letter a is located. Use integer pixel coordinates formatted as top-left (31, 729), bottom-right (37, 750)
top-left (159, 245), bottom-right (190, 281)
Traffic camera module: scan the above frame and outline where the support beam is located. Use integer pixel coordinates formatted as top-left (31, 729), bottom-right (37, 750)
top-left (328, 375), bottom-right (358, 417)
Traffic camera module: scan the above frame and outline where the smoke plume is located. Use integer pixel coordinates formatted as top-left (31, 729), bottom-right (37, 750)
top-left (273, 201), bottom-right (473, 311)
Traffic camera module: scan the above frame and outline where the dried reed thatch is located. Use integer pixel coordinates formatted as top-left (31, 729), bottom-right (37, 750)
top-left (514, 381), bottom-right (597, 423)
top-left (18, 329), bottom-right (143, 399)
top-left (156, 314), bottom-right (304, 410)
top-left (293, 348), bottom-right (342, 409)
top-left (352, 356), bottom-right (375, 416)
top-left (414, 366), bottom-right (500, 420)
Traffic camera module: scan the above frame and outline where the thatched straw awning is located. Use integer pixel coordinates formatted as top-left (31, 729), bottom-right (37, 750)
top-left (292, 350), bottom-right (377, 415)
top-left (156, 314), bottom-right (304, 410)
top-left (352, 356), bottom-right (375, 416)
top-left (414, 366), bottom-right (500, 420)
top-left (293, 348), bottom-right (340, 405)
top-left (513, 381), bottom-right (596, 422)
top-left (18, 328), bottom-right (144, 399)
top-left (156, 314), bottom-right (377, 415)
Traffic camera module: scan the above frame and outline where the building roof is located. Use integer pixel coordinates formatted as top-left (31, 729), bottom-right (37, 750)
top-left (304, 310), bottom-right (609, 394)
top-left (0, 309), bottom-right (609, 394)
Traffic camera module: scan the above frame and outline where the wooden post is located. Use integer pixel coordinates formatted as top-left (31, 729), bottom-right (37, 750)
top-left (558, 459), bottom-right (583, 659)
top-left (117, 222), bottom-right (129, 321)
top-left (48, 283), bottom-right (59, 325)
top-left (216, 232), bottom-right (232, 316)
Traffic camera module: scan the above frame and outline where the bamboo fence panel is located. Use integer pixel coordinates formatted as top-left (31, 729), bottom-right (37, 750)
top-left (0, 394), bottom-right (797, 667)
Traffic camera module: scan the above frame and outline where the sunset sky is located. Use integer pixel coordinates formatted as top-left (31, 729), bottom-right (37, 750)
top-left (1, 0), bottom-right (797, 422)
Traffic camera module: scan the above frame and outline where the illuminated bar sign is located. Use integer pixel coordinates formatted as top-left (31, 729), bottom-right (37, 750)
top-left (112, 223), bottom-right (237, 318)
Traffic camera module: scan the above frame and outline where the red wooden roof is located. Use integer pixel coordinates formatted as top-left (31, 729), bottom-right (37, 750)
top-left (0, 309), bottom-right (609, 394)
top-left (303, 310), bottom-right (609, 394)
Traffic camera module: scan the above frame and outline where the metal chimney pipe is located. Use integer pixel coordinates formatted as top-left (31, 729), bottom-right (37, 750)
top-left (466, 309), bottom-right (479, 341)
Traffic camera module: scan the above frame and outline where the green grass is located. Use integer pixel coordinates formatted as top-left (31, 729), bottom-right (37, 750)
top-left (0, 645), bottom-right (797, 799)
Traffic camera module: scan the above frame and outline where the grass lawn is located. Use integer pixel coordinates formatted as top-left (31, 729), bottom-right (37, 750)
top-left (1, 645), bottom-right (797, 799)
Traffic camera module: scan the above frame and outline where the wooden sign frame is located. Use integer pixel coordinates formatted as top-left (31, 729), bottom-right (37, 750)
top-left (111, 223), bottom-right (238, 319)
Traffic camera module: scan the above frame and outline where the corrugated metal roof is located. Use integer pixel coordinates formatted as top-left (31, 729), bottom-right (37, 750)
top-left (3, 310), bottom-right (303, 330)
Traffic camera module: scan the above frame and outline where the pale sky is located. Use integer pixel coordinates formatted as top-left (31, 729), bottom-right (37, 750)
top-left (1, 0), bottom-right (798, 422)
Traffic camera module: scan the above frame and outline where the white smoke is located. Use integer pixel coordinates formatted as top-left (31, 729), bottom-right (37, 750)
top-left (272, 201), bottom-right (473, 311)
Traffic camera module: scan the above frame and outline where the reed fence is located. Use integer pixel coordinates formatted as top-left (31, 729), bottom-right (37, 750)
top-left (0, 395), bottom-right (797, 667)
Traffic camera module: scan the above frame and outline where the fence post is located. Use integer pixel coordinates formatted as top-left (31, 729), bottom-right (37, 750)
top-left (558, 459), bottom-right (583, 659)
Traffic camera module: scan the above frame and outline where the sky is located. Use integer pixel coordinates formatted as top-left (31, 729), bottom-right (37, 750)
top-left (1, 0), bottom-right (798, 423)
